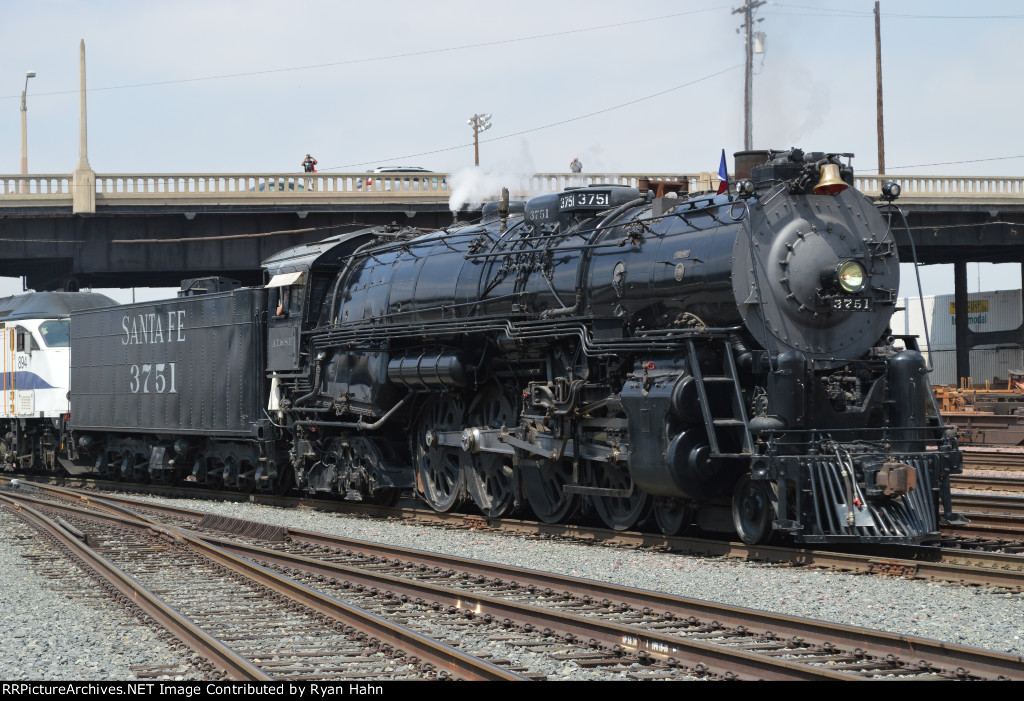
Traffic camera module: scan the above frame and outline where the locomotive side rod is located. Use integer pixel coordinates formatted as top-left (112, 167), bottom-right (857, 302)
top-left (430, 426), bottom-right (621, 464)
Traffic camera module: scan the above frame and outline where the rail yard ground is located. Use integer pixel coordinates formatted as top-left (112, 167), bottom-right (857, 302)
top-left (1, 485), bottom-right (1021, 681)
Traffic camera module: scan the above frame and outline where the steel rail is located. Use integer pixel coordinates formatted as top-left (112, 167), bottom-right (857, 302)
top-left (5, 485), bottom-right (916, 679)
top-left (0, 492), bottom-right (271, 681)
top-left (0, 488), bottom-right (527, 681)
top-left (953, 475), bottom-right (1024, 493)
top-left (962, 451), bottom-right (1024, 471)
top-left (202, 534), bottom-right (858, 681)
top-left (9, 478), bottom-right (1024, 590)
top-left (953, 493), bottom-right (1024, 515)
top-left (18, 483), bottom-right (1020, 681)
top-left (276, 532), bottom-right (1024, 679)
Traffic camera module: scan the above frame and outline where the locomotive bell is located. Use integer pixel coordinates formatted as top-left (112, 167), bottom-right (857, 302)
top-left (813, 163), bottom-right (848, 194)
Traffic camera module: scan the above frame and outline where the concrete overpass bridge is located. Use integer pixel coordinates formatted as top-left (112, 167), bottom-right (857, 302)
top-left (1, 169), bottom-right (717, 290)
top-left (2, 168), bottom-right (1022, 287)
top-left (2, 168), bottom-right (1024, 382)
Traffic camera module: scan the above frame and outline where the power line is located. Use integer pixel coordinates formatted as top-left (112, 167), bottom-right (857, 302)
top-left (324, 65), bottom-right (743, 170)
top-left (874, 154), bottom-right (1024, 171)
top-left (0, 7), bottom-right (732, 101)
top-left (772, 3), bottom-right (1024, 19)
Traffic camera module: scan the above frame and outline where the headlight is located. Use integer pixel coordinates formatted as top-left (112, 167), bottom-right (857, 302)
top-left (837, 261), bottom-right (866, 293)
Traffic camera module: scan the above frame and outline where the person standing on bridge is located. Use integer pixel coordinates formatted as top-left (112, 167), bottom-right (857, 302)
top-left (570, 157), bottom-right (582, 173)
top-left (302, 154), bottom-right (318, 191)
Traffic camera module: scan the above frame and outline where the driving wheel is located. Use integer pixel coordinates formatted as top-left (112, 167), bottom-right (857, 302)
top-left (519, 456), bottom-right (580, 523)
top-left (463, 388), bottom-right (517, 518)
top-left (413, 394), bottom-right (465, 512)
top-left (583, 460), bottom-right (651, 531)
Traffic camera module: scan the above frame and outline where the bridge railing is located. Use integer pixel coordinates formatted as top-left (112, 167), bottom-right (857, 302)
top-left (3, 172), bottom-right (1024, 206)
top-left (1, 172), bottom-right (696, 196)
top-left (0, 172), bottom-right (705, 207)
top-left (856, 174), bottom-right (1024, 199)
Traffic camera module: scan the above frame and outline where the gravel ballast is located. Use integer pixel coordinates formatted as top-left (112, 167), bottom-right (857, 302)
top-left (0, 509), bottom-right (201, 680)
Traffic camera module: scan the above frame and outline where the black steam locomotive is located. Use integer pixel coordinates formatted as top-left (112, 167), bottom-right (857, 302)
top-left (44, 149), bottom-right (964, 544)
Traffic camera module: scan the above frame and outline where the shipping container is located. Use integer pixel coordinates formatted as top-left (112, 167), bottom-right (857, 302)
top-left (925, 348), bottom-right (1024, 387)
top-left (893, 288), bottom-right (1024, 386)
top-left (892, 289), bottom-right (1023, 352)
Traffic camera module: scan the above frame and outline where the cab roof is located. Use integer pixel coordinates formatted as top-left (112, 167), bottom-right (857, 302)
top-left (0, 291), bottom-right (117, 322)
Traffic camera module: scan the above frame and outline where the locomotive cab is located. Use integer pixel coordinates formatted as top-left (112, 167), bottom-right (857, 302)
top-left (0, 292), bottom-right (117, 472)
top-left (262, 230), bottom-right (379, 373)
top-left (266, 271), bottom-right (307, 371)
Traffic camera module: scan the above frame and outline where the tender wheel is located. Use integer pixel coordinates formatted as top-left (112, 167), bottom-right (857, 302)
top-left (413, 395), bottom-right (465, 512)
top-left (519, 457), bottom-right (580, 524)
top-left (0, 436), bottom-right (11, 467)
top-left (463, 388), bottom-right (517, 518)
top-left (116, 451), bottom-right (134, 482)
top-left (221, 455), bottom-right (239, 489)
top-left (583, 461), bottom-right (651, 531)
top-left (238, 459), bottom-right (256, 494)
top-left (653, 498), bottom-right (693, 536)
top-left (732, 474), bottom-right (774, 545)
top-left (273, 465), bottom-right (294, 495)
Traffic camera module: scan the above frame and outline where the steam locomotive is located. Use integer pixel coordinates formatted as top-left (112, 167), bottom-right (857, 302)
top-left (6, 149), bottom-right (966, 545)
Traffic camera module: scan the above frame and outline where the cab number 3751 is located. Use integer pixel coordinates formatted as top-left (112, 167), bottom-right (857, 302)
top-left (129, 363), bottom-right (178, 394)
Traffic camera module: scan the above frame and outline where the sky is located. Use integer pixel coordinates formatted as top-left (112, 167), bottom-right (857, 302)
top-left (0, 0), bottom-right (1022, 303)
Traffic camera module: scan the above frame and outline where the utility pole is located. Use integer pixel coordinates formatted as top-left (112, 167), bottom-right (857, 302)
top-left (467, 113), bottom-right (492, 167)
top-left (733, 0), bottom-right (766, 151)
top-left (875, 1), bottom-right (886, 174)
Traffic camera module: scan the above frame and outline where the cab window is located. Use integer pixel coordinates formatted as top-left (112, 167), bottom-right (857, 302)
top-left (39, 321), bottom-right (70, 348)
top-left (307, 274), bottom-right (333, 324)
top-left (273, 285), bottom-right (303, 319)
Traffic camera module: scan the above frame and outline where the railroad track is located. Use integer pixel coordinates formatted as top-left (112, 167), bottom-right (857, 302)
top-left (961, 451), bottom-right (1024, 471)
top-left (953, 493), bottom-right (1024, 516)
top-left (945, 493), bottom-right (1024, 543)
top-left (952, 474), bottom-right (1024, 493)
top-left (6, 475), bottom-right (1024, 589)
top-left (3, 481), bottom-right (1023, 681)
top-left (0, 487), bottom-right (526, 682)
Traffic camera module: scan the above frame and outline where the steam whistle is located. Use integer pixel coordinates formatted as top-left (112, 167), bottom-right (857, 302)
top-left (498, 187), bottom-right (510, 233)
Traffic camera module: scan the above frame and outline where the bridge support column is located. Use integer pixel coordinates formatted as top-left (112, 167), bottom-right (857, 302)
top-left (954, 260), bottom-right (970, 386)
top-left (72, 168), bottom-right (95, 214)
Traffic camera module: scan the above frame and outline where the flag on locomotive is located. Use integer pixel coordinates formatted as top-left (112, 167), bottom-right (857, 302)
top-left (717, 149), bottom-right (729, 194)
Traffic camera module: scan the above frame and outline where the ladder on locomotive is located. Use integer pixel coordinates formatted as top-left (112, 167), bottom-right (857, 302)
top-left (685, 337), bottom-right (753, 459)
top-left (1, 326), bottom-right (14, 417)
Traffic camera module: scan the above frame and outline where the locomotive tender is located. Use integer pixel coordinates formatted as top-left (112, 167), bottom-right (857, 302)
top-left (18, 149), bottom-right (967, 544)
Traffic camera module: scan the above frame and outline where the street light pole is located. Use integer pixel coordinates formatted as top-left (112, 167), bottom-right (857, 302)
top-left (467, 113), bottom-right (492, 166)
top-left (20, 71), bottom-right (36, 193)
